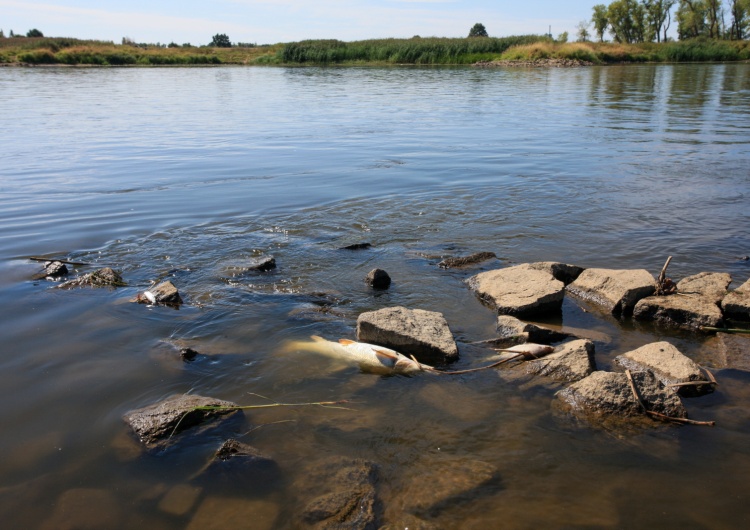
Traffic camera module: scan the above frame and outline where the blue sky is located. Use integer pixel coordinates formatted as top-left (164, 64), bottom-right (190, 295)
top-left (1, 1), bottom-right (602, 45)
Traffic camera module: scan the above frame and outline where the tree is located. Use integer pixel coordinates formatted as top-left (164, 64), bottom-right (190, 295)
top-left (592, 4), bottom-right (610, 41)
top-left (557, 31), bottom-right (570, 42)
top-left (26, 28), bottom-right (43, 37)
top-left (728, 0), bottom-right (750, 39)
top-left (210, 33), bottom-right (232, 47)
top-left (577, 20), bottom-right (592, 41)
top-left (468, 23), bottom-right (488, 37)
top-left (677, 0), bottom-right (708, 39)
top-left (644, 0), bottom-right (676, 42)
top-left (607, 0), bottom-right (647, 43)
top-left (0, 29), bottom-right (4, 38)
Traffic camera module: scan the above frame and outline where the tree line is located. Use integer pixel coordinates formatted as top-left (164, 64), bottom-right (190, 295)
top-left (583, 0), bottom-right (749, 43)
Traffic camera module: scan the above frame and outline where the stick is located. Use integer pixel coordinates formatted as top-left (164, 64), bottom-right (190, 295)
top-left (700, 327), bottom-right (750, 334)
top-left (657, 256), bottom-right (672, 286)
top-left (666, 380), bottom-right (715, 388)
top-left (437, 354), bottom-right (524, 375)
top-left (29, 256), bottom-right (90, 266)
top-left (625, 370), bottom-right (714, 427)
top-left (702, 366), bottom-right (718, 386)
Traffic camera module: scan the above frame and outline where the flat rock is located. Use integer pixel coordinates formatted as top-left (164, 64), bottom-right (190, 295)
top-left (187, 498), bottom-right (279, 530)
top-left (58, 267), bottom-right (125, 289)
top-left (222, 255), bottom-right (277, 275)
top-left (712, 332), bottom-right (750, 371)
top-left (158, 484), bottom-right (203, 516)
top-left (526, 339), bottom-right (596, 382)
top-left (496, 315), bottom-right (571, 344)
top-left (722, 278), bottom-right (750, 321)
top-left (144, 280), bottom-right (183, 306)
top-left (633, 272), bottom-right (730, 330)
top-left (614, 341), bottom-right (711, 397)
top-left (123, 394), bottom-right (241, 450)
top-left (566, 268), bottom-right (655, 315)
top-left (40, 488), bottom-right (122, 530)
top-left (555, 370), bottom-right (686, 425)
top-left (401, 459), bottom-right (499, 517)
top-left (357, 306), bottom-right (458, 364)
top-left (467, 264), bottom-right (565, 317)
top-left (438, 251), bottom-right (497, 269)
top-left (365, 268), bottom-right (391, 289)
top-left (527, 261), bottom-right (585, 285)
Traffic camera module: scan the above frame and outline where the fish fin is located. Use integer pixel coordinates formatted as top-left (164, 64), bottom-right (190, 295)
top-left (338, 339), bottom-right (356, 345)
top-left (373, 348), bottom-right (399, 360)
top-left (310, 335), bottom-right (327, 343)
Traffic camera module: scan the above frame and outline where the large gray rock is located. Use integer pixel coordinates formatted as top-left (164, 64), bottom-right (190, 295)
top-left (357, 306), bottom-right (458, 364)
top-left (614, 341), bottom-right (711, 397)
top-left (566, 268), bottom-right (655, 315)
top-left (467, 264), bottom-right (565, 317)
top-left (633, 272), bottom-right (730, 330)
top-left (527, 261), bottom-right (585, 285)
top-left (496, 315), bottom-right (571, 344)
top-left (712, 332), bottom-right (750, 371)
top-left (527, 339), bottom-right (596, 382)
top-left (555, 370), bottom-right (686, 424)
top-left (123, 394), bottom-right (241, 450)
top-left (722, 278), bottom-right (750, 321)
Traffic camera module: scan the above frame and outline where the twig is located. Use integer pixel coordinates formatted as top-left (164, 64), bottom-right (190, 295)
top-left (437, 354), bottom-right (524, 375)
top-left (29, 256), bottom-right (90, 266)
top-left (654, 256), bottom-right (676, 295)
top-left (625, 370), bottom-right (715, 427)
top-left (666, 380), bottom-right (715, 389)
top-left (700, 326), bottom-right (750, 334)
top-left (702, 366), bottom-right (718, 386)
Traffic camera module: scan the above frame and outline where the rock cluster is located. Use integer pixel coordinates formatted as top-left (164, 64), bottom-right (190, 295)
top-left (58, 267), bottom-right (125, 289)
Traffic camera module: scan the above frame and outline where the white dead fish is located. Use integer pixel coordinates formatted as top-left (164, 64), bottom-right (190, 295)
top-left (283, 336), bottom-right (433, 376)
top-left (492, 343), bottom-right (555, 360)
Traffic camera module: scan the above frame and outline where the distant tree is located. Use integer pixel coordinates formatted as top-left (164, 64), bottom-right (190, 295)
top-left (607, 0), bottom-right (646, 42)
top-left (728, 0), bottom-right (750, 39)
top-left (182, 42), bottom-right (193, 48)
top-left (577, 20), bottom-right (592, 41)
top-left (26, 28), bottom-right (43, 37)
top-left (592, 4), bottom-right (610, 41)
top-left (210, 33), bottom-right (232, 47)
top-left (557, 31), bottom-right (570, 42)
top-left (643, 0), bottom-right (676, 42)
top-left (168, 41), bottom-right (179, 48)
top-left (9, 29), bottom-right (14, 37)
top-left (468, 23), bottom-right (489, 37)
top-left (677, 0), bottom-right (708, 39)
top-left (0, 29), bottom-right (5, 38)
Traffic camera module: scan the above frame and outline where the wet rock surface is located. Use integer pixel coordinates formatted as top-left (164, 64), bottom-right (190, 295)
top-left (567, 268), bottom-right (655, 315)
top-left (33, 260), bottom-right (68, 280)
top-left (192, 439), bottom-right (279, 491)
top-left (633, 272), bottom-right (731, 329)
top-left (555, 370), bottom-right (687, 423)
top-left (713, 332), bottom-right (750, 371)
top-left (526, 261), bottom-right (585, 285)
top-left (467, 264), bottom-right (565, 317)
top-left (141, 280), bottom-right (183, 306)
top-left (123, 394), bottom-right (242, 450)
top-left (614, 341), bottom-right (711, 396)
top-left (58, 267), bottom-right (125, 289)
top-left (496, 315), bottom-right (571, 344)
top-left (365, 268), bottom-right (391, 289)
top-left (222, 255), bottom-right (277, 275)
top-left (40, 488), bottom-right (122, 530)
top-left (438, 251), bottom-right (497, 269)
top-left (187, 498), bottom-right (280, 530)
top-left (526, 339), bottom-right (596, 383)
top-left (356, 306), bottom-right (458, 364)
top-left (340, 242), bottom-right (372, 250)
top-left (722, 278), bottom-right (750, 321)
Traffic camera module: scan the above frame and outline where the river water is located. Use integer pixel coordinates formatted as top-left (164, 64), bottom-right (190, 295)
top-left (1, 64), bottom-right (749, 529)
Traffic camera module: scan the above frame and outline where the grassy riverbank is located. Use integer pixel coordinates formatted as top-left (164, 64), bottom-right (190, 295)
top-left (1, 35), bottom-right (749, 66)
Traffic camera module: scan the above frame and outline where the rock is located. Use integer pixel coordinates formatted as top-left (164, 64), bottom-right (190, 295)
top-left (614, 341), bottom-right (712, 397)
top-left (222, 256), bottom-right (276, 276)
top-left (467, 264), bottom-right (565, 317)
top-left (526, 339), bottom-right (596, 383)
top-left (123, 394), bottom-right (242, 450)
top-left (193, 439), bottom-right (279, 490)
top-left (633, 272), bottom-right (731, 330)
top-left (187, 498), bottom-right (279, 530)
top-left (340, 243), bottom-right (372, 250)
top-left (722, 278), bottom-right (750, 321)
top-left (357, 306), bottom-right (458, 364)
top-left (180, 347), bottom-right (200, 361)
top-left (141, 280), bottom-right (183, 306)
top-left (295, 457), bottom-right (380, 530)
top-left (714, 332), bottom-right (750, 371)
top-left (401, 459), bottom-right (499, 517)
top-left (365, 268), bottom-right (391, 289)
top-left (36, 260), bottom-right (68, 280)
top-left (158, 484), bottom-right (203, 516)
top-left (526, 261), bottom-right (585, 285)
top-left (58, 267), bottom-right (125, 289)
top-left (555, 371), bottom-right (687, 425)
top-left (39, 488), bottom-right (122, 530)
top-left (496, 315), bottom-right (571, 344)
top-left (566, 268), bottom-right (655, 316)
top-left (438, 251), bottom-right (497, 269)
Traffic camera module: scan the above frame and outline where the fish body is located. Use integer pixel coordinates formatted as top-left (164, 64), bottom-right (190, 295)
top-left (285, 336), bottom-right (431, 375)
top-left (494, 343), bottom-right (555, 359)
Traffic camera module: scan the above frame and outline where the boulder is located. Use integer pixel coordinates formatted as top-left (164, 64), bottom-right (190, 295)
top-left (467, 264), bottom-right (565, 317)
top-left (526, 339), bottom-right (596, 383)
top-left (555, 371), bottom-right (686, 425)
top-left (35, 260), bottom-right (68, 280)
top-left (566, 268), bottom-right (655, 315)
top-left (140, 280), bottom-right (183, 306)
top-left (357, 306), bottom-right (458, 364)
top-left (401, 459), bottom-right (499, 517)
top-left (295, 457), bottom-right (380, 530)
top-left (527, 261), bottom-right (585, 285)
top-left (496, 315), bottom-right (571, 344)
top-left (123, 394), bottom-right (242, 450)
top-left (713, 332), bottom-right (750, 371)
top-left (58, 267), bottom-right (125, 289)
top-left (614, 341), bottom-right (712, 397)
top-left (365, 268), bottom-right (391, 289)
top-left (438, 251), bottom-right (497, 269)
top-left (633, 272), bottom-right (730, 330)
top-left (722, 278), bottom-right (750, 321)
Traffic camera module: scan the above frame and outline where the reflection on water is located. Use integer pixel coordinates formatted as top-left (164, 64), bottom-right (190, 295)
top-left (0, 64), bottom-right (749, 529)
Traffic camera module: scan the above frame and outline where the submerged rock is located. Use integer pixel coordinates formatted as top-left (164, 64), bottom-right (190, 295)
top-left (356, 306), bottom-right (458, 364)
top-left (438, 251), bottom-right (497, 269)
top-left (496, 315), bottom-right (571, 344)
top-left (39, 488), bottom-right (122, 530)
top-left (467, 264), bottom-right (565, 317)
top-left (58, 267), bottom-right (125, 289)
top-left (340, 242), bottom-right (372, 250)
top-left (614, 341), bottom-right (712, 397)
top-left (365, 268), bottom-right (391, 289)
top-left (187, 498), bottom-right (279, 530)
top-left (34, 260), bottom-right (68, 281)
top-left (722, 278), bottom-right (750, 321)
top-left (123, 394), bottom-right (241, 451)
top-left (713, 332), bottom-right (750, 371)
top-left (192, 439), bottom-right (279, 491)
top-left (555, 370), bottom-right (686, 425)
top-left (633, 272), bottom-right (730, 330)
top-left (566, 268), bottom-right (655, 316)
top-left (526, 339), bottom-right (596, 383)
top-left (222, 255), bottom-right (277, 276)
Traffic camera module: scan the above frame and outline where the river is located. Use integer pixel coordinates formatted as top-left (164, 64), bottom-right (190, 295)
top-left (1, 64), bottom-right (749, 529)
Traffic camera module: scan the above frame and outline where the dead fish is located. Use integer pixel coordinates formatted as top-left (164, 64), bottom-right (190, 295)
top-left (492, 343), bottom-right (555, 360)
top-left (283, 336), bottom-right (433, 376)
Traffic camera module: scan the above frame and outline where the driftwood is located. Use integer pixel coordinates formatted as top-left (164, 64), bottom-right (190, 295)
top-left (625, 370), bottom-right (714, 427)
top-left (700, 326), bottom-right (750, 335)
top-left (29, 256), bottom-right (90, 267)
top-left (654, 256), bottom-right (676, 295)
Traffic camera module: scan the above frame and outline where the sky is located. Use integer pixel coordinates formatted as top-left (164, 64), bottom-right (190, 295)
top-left (1, 1), bottom-right (603, 45)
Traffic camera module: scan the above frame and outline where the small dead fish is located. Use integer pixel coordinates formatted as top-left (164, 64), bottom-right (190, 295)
top-left (283, 336), bottom-right (433, 376)
top-left (492, 343), bottom-right (555, 360)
